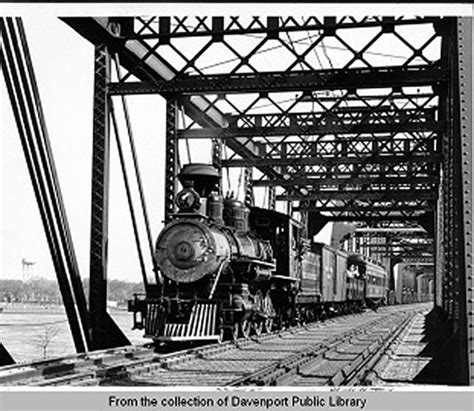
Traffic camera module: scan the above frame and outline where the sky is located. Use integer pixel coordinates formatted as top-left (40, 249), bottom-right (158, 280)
top-left (1, 17), bottom-right (170, 282)
top-left (1, 4), bottom-right (471, 283)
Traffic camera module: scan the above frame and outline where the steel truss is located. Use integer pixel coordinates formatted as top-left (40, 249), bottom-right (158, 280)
top-left (62, 15), bottom-right (472, 382)
top-left (346, 231), bottom-right (434, 257)
top-left (63, 14), bottom-right (445, 258)
top-left (65, 16), bottom-right (444, 219)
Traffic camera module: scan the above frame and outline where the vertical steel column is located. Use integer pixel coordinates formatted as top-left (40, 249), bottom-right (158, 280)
top-left (89, 43), bottom-right (110, 324)
top-left (88, 43), bottom-right (131, 350)
top-left (268, 186), bottom-right (276, 210)
top-left (212, 138), bottom-right (222, 193)
top-left (88, 43), bottom-right (110, 348)
top-left (446, 19), bottom-right (463, 325)
top-left (165, 99), bottom-right (179, 223)
top-left (437, 24), bottom-right (450, 314)
top-left (457, 17), bottom-right (473, 386)
top-left (435, 188), bottom-right (444, 307)
top-left (89, 44), bottom-right (111, 349)
top-left (244, 167), bottom-right (254, 208)
top-left (440, 18), bottom-right (455, 320)
top-left (439, 17), bottom-right (471, 384)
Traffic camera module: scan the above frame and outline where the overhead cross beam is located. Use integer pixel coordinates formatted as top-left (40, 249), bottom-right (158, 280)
top-left (129, 16), bottom-right (442, 39)
top-left (255, 176), bottom-right (438, 187)
top-left (223, 154), bottom-right (441, 168)
top-left (108, 64), bottom-right (447, 95)
top-left (278, 190), bottom-right (437, 201)
top-left (178, 121), bottom-right (438, 139)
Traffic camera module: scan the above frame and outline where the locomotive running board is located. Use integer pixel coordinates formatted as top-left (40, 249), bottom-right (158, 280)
top-left (155, 335), bottom-right (221, 342)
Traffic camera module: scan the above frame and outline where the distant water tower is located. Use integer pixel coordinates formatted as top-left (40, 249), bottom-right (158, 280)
top-left (21, 258), bottom-right (36, 281)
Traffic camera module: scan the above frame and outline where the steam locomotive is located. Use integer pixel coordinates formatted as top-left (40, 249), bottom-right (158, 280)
top-left (129, 164), bottom-right (388, 343)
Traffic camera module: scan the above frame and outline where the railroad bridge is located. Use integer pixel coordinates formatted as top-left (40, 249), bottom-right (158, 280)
top-left (1, 15), bottom-right (472, 384)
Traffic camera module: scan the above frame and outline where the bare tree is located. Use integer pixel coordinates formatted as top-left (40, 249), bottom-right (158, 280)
top-left (34, 326), bottom-right (60, 359)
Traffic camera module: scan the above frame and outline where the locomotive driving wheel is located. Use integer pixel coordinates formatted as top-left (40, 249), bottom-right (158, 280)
top-left (253, 290), bottom-right (275, 334)
top-left (217, 319), bottom-right (225, 343)
top-left (262, 292), bottom-right (275, 333)
top-left (263, 316), bottom-right (274, 333)
top-left (231, 322), bottom-right (239, 342)
top-left (252, 319), bottom-right (263, 336)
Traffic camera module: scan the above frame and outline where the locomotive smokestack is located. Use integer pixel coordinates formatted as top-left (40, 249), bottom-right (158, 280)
top-left (178, 163), bottom-right (220, 197)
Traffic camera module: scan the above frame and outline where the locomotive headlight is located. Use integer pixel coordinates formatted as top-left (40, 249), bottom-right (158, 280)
top-left (176, 188), bottom-right (201, 211)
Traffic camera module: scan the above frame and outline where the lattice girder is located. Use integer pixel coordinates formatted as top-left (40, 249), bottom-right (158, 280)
top-left (65, 18), bottom-right (445, 217)
top-left (132, 16), bottom-right (441, 39)
top-left (114, 16), bottom-right (443, 78)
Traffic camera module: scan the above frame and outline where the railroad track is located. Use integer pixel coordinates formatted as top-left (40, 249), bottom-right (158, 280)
top-left (0, 345), bottom-right (156, 386)
top-left (0, 303), bottom-right (431, 386)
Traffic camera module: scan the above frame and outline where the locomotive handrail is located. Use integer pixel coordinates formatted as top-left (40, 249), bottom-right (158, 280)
top-left (271, 275), bottom-right (299, 282)
top-left (234, 258), bottom-right (276, 268)
top-left (208, 259), bottom-right (230, 299)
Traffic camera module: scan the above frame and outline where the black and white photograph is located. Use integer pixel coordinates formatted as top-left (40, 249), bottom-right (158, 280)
top-left (0, 2), bottom-right (472, 408)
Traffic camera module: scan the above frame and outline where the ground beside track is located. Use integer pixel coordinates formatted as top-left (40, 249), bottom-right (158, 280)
top-left (1, 303), bottom-right (457, 386)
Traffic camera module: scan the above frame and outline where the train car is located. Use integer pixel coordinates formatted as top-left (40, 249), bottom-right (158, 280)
top-left (346, 254), bottom-right (366, 307)
top-left (129, 163), bottom-right (390, 345)
top-left (311, 244), bottom-right (346, 308)
top-left (296, 244), bottom-right (368, 320)
top-left (297, 244), bottom-right (322, 321)
top-left (365, 260), bottom-right (388, 308)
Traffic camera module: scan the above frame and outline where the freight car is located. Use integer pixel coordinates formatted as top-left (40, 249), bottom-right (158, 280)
top-left (128, 164), bottom-right (389, 344)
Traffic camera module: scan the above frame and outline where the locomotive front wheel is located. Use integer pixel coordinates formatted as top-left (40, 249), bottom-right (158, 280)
top-left (263, 317), bottom-right (274, 333)
top-left (240, 319), bottom-right (251, 338)
top-left (218, 327), bottom-right (225, 343)
top-left (252, 320), bottom-right (263, 337)
top-left (217, 318), bottom-right (227, 343)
